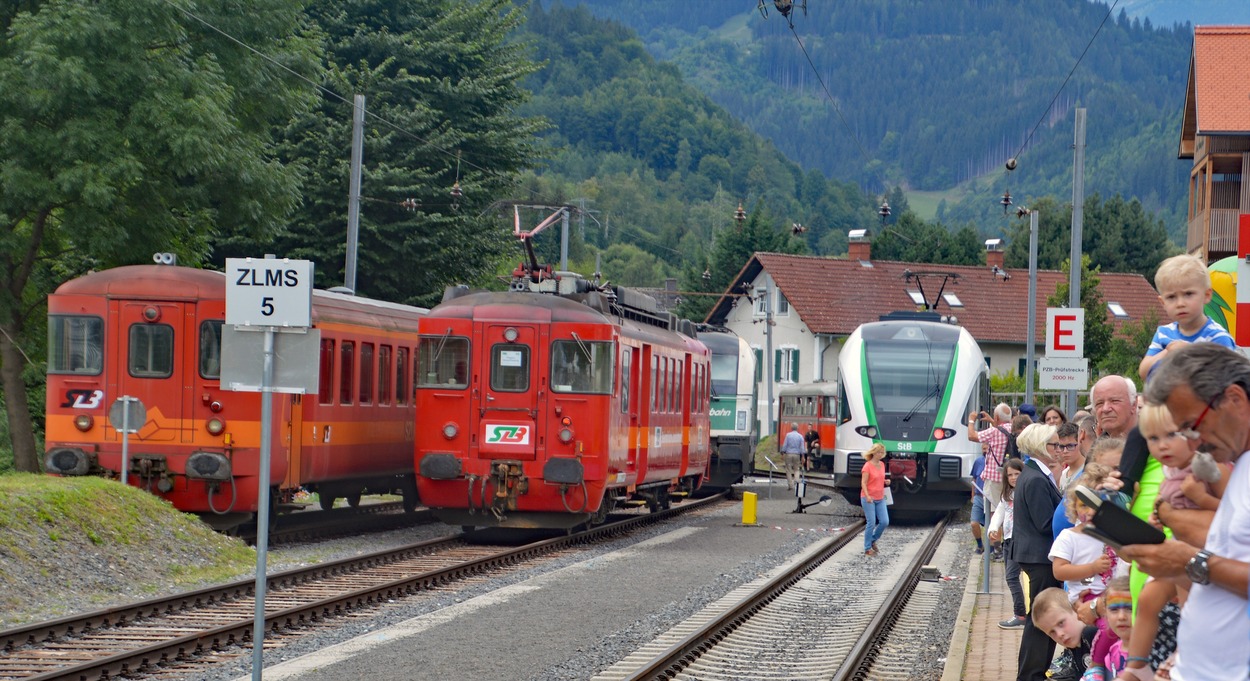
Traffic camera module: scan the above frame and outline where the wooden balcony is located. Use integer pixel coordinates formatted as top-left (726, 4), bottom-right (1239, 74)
top-left (1188, 208), bottom-right (1240, 259)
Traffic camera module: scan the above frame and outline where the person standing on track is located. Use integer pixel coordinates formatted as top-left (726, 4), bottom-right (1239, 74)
top-left (860, 443), bottom-right (889, 556)
top-left (781, 422), bottom-right (805, 491)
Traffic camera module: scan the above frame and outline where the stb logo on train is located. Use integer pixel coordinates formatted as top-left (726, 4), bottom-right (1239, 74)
top-left (485, 424), bottom-right (530, 445)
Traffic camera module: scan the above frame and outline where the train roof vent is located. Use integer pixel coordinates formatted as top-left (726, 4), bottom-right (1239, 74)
top-left (326, 286), bottom-right (354, 296)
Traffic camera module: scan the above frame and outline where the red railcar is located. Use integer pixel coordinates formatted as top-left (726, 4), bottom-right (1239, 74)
top-left (44, 261), bottom-right (426, 528)
top-left (415, 274), bottom-right (711, 529)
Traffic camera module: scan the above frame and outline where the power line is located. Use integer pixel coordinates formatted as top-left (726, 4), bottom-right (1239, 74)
top-left (785, 23), bottom-right (891, 195)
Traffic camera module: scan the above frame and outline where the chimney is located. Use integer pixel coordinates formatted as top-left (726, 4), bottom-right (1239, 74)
top-left (848, 229), bottom-right (871, 261)
top-left (985, 238), bottom-right (1005, 271)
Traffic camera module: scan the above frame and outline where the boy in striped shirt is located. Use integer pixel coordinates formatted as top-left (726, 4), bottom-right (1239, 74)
top-left (1138, 254), bottom-right (1235, 381)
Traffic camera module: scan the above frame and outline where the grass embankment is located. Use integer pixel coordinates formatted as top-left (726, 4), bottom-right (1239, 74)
top-left (0, 474), bottom-right (256, 627)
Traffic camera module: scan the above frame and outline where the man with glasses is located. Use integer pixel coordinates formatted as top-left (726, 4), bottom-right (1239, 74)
top-left (1091, 375), bottom-right (1138, 439)
top-left (1120, 344), bottom-right (1250, 681)
top-left (1049, 422), bottom-right (1085, 540)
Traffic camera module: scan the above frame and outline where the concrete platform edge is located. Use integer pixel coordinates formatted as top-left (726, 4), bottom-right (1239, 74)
top-left (940, 548), bottom-right (982, 681)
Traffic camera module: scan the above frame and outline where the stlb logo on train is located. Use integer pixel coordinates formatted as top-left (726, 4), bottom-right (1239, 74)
top-left (485, 425), bottom-right (530, 444)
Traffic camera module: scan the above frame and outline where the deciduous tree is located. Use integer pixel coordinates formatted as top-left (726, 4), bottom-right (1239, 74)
top-left (0, 0), bottom-right (319, 471)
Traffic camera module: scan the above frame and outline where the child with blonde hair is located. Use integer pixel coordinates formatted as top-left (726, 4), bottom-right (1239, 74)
top-left (1051, 464), bottom-right (1129, 604)
top-left (1138, 254), bottom-right (1235, 380)
top-left (1032, 587), bottom-right (1100, 679)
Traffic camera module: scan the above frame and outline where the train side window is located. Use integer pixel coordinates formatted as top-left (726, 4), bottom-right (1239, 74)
top-left (198, 320), bottom-right (223, 378)
top-left (490, 343), bottom-right (529, 392)
top-left (319, 339), bottom-right (335, 404)
top-left (359, 342), bottom-right (374, 404)
top-left (838, 380), bottom-right (851, 423)
top-left (417, 336), bottom-right (469, 388)
top-left (620, 349), bottom-right (631, 413)
top-left (340, 341), bottom-right (355, 404)
top-left (378, 344), bottom-right (392, 405)
top-left (690, 364), bottom-right (698, 413)
top-left (48, 315), bottom-right (104, 375)
top-left (395, 347), bottom-right (408, 405)
top-left (129, 323), bottom-right (174, 378)
top-left (650, 356), bottom-right (658, 411)
top-left (550, 339), bottom-right (614, 393)
top-left (675, 360), bottom-right (683, 412)
top-left (661, 358), bottom-right (669, 413)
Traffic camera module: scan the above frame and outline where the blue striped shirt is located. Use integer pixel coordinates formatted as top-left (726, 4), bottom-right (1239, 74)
top-left (1145, 317), bottom-right (1236, 357)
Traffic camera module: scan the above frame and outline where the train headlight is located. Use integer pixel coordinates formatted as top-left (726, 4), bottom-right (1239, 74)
top-left (442, 422), bottom-right (459, 439)
top-left (932, 427), bottom-right (956, 440)
top-left (73, 414), bottom-right (94, 432)
top-left (854, 425), bottom-right (878, 438)
top-left (559, 428), bottom-right (574, 443)
top-left (142, 306), bottom-right (161, 322)
top-left (206, 417), bottom-right (226, 435)
top-left (503, 327), bottom-right (518, 342)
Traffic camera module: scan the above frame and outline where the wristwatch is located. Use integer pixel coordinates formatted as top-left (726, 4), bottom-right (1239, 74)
top-left (1186, 549), bottom-right (1212, 585)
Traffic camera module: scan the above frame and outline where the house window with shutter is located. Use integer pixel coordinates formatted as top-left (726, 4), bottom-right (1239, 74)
top-left (776, 293), bottom-right (790, 316)
top-left (775, 347), bottom-right (800, 384)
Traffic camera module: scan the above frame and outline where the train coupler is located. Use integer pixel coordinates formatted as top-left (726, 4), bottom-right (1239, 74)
top-left (485, 461), bottom-right (528, 520)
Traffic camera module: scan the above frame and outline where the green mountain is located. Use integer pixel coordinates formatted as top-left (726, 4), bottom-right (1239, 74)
top-left (513, 4), bottom-right (878, 287)
top-left (557, 0), bottom-right (1200, 242)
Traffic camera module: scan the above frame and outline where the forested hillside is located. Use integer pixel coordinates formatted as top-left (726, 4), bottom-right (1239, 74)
top-left (513, 4), bottom-right (878, 291)
top-left (565, 0), bottom-right (1197, 241)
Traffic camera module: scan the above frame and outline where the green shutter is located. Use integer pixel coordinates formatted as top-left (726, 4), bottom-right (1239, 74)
top-left (774, 349), bottom-right (782, 381)
top-left (754, 348), bottom-right (763, 382)
top-left (790, 349), bottom-right (800, 383)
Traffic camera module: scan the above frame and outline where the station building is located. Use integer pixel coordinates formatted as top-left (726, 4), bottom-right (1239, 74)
top-left (703, 237), bottom-right (1164, 436)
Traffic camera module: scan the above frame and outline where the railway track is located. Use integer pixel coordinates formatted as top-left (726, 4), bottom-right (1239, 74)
top-left (593, 512), bottom-right (952, 680)
top-left (0, 494), bottom-right (727, 681)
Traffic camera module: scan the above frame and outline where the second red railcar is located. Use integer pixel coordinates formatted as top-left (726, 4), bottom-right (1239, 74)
top-left (415, 273), bottom-right (711, 529)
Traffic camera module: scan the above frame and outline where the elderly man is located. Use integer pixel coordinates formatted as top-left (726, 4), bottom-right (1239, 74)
top-left (1119, 344), bottom-right (1250, 681)
top-left (1090, 375), bottom-right (1138, 439)
top-left (968, 403), bottom-right (1013, 516)
top-left (780, 422), bottom-right (805, 491)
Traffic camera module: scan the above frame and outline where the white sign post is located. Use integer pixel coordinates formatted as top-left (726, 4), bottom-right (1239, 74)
top-left (225, 257), bottom-right (315, 681)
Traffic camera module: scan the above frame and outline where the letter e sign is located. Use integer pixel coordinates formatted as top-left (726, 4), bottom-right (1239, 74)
top-left (1045, 308), bottom-right (1084, 358)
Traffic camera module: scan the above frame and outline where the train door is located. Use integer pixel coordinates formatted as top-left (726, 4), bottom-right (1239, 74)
top-left (476, 323), bottom-right (540, 461)
top-left (108, 299), bottom-right (191, 443)
top-left (285, 395), bottom-right (304, 489)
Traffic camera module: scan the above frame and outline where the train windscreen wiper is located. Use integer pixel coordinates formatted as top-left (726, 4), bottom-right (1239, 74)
top-left (901, 383), bottom-right (941, 422)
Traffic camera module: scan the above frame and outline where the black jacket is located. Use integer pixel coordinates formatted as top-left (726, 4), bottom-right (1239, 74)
top-left (1011, 464), bottom-right (1061, 564)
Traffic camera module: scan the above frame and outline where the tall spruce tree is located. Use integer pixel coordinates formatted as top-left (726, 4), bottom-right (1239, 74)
top-left (245, 0), bottom-right (546, 306)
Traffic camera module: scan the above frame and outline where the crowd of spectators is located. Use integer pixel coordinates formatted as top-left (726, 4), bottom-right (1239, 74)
top-left (962, 254), bottom-right (1248, 681)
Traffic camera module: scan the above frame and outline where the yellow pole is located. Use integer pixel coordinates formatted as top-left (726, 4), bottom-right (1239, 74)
top-left (742, 491), bottom-right (758, 525)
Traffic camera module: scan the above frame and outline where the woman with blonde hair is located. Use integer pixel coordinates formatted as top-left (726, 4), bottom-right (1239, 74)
top-left (1016, 422), bottom-right (1061, 484)
top-left (859, 443), bottom-right (889, 556)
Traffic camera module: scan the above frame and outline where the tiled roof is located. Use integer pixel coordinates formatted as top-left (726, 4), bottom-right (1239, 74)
top-left (706, 253), bottom-right (1165, 344)
top-left (1183, 26), bottom-right (1250, 141)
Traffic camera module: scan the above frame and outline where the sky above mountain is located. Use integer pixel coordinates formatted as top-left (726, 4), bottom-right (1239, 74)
top-left (1120, 0), bottom-right (1250, 27)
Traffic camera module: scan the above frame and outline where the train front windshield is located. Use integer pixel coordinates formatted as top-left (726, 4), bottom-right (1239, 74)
top-left (862, 324), bottom-right (958, 436)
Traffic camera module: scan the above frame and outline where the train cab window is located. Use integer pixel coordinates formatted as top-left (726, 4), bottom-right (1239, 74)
top-left (620, 350), bottom-right (631, 413)
top-left (838, 379), bottom-right (852, 423)
top-left (379, 345), bottom-right (393, 405)
top-left (129, 323), bottom-right (174, 378)
top-left (395, 347), bottom-right (409, 405)
top-left (490, 343), bottom-right (529, 392)
top-left (359, 342), bottom-right (374, 404)
top-left (550, 339), bottom-right (613, 393)
top-left (318, 339), bottom-right (335, 404)
top-left (340, 341), bottom-right (355, 404)
top-left (198, 320), bottom-right (223, 378)
top-left (417, 335), bottom-right (469, 388)
top-left (48, 315), bottom-right (103, 375)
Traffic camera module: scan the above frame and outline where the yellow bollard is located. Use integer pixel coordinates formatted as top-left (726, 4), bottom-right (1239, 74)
top-left (741, 491), bottom-right (758, 525)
